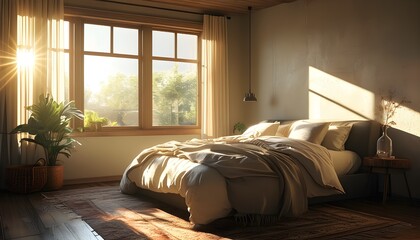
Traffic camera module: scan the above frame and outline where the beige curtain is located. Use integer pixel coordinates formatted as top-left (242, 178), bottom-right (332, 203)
top-left (0, 0), bottom-right (19, 188)
top-left (0, 0), bottom-right (65, 188)
top-left (16, 0), bottom-right (65, 125)
top-left (201, 15), bottom-right (229, 138)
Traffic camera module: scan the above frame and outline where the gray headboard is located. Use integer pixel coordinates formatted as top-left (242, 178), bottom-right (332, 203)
top-left (265, 120), bottom-right (381, 159)
top-left (343, 120), bottom-right (381, 158)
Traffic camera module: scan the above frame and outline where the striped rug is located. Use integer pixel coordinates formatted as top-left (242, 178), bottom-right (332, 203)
top-left (43, 185), bottom-right (412, 240)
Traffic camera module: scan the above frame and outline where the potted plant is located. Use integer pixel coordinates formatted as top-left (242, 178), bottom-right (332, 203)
top-left (233, 122), bottom-right (246, 134)
top-left (11, 94), bottom-right (84, 190)
top-left (83, 110), bottom-right (109, 132)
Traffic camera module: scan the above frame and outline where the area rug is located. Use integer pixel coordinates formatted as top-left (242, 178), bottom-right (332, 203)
top-left (42, 185), bottom-right (412, 240)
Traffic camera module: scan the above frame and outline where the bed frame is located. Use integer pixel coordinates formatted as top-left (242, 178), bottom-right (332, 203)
top-left (135, 120), bottom-right (381, 210)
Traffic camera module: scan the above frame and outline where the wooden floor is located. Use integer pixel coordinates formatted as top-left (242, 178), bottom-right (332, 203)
top-left (1, 182), bottom-right (419, 240)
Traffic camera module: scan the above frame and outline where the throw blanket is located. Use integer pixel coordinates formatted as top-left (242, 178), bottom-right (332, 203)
top-left (120, 136), bottom-right (344, 225)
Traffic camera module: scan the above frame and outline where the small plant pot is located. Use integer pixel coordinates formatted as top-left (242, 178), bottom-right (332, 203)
top-left (93, 122), bottom-right (103, 131)
top-left (43, 165), bottom-right (64, 191)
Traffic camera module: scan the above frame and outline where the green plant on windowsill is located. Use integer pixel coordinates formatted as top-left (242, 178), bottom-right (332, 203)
top-left (83, 110), bottom-right (110, 132)
top-left (233, 122), bottom-right (246, 135)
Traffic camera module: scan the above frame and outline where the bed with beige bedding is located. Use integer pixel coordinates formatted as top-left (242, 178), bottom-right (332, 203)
top-left (120, 120), bottom-right (380, 225)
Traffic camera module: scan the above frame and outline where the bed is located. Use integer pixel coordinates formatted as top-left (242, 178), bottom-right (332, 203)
top-left (120, 119), bottom-right (380, 225)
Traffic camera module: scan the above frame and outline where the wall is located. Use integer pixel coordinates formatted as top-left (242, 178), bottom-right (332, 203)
top-left (67, 135), bottom-right (194, 182)
top-left (250, 0), bottom-right (420, 198)
top-left (227, 14), bottom-right (250, 132)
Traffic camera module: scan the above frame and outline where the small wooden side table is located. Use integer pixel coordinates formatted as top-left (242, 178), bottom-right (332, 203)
top-left (363, 157), bottom-right (412, 204)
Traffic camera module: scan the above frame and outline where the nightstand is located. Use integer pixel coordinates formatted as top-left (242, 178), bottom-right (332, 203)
top-left (363, 157), bottom-right (412, 204)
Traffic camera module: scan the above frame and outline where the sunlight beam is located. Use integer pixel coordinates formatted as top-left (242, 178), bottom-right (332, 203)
top-left (309, 66), bottom-right (375, 120)
top-left (309, 66), bottom-right (420, 137)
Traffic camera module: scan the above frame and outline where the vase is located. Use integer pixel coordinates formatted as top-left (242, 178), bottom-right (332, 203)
top-left (376, 125), bottom-right (393, 158)
top-left (43, 165), bottom-right (64, 191)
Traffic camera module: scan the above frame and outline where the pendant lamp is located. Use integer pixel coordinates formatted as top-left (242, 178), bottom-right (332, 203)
top-left (243, 6), bottom-right (257, 102)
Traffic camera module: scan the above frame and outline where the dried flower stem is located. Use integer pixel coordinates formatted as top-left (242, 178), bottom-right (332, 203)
top-left (379, 91), bottom-right (409, 127)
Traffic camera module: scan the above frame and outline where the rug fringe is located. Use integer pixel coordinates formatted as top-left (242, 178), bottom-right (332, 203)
top-left (234, 213), bottom-right (279, 226)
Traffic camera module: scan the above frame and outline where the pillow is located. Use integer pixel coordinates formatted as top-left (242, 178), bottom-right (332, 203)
top-left (329, 149), bottom-right (361, 175)
top-left (288, 121), bottom-right (330, 144)
top-left (242, 122), bottom-right (280, 138)
top-left (322, 124), bottom-right (353, 151)
top-left (275, 123), bottom-right (293, 137)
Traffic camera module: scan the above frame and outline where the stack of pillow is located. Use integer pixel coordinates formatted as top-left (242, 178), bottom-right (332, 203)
top-left (241, 120), bottom-right (354, 151)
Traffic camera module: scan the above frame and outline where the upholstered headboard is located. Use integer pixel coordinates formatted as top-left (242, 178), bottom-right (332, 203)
top-left (343, 120), bottom-right (381, 159)
top-left (265, 120), bottom-right (381, 159)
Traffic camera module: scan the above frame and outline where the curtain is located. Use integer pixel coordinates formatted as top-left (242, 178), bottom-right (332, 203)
top-left (0, 0), bottom-right (19, 188)
top-left (201, 15), bottom-right (229, 138)
top-left (16, 0), bottom-right (66, 125)
top-left (0, 0), bottom-right (65, 188)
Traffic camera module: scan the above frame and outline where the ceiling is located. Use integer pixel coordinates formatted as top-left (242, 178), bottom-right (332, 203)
top-left (99, 0), bottom-right (297, 15)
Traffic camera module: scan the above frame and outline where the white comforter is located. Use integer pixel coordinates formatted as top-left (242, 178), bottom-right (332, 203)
top-left (120, 136), bottom-right (344, 225)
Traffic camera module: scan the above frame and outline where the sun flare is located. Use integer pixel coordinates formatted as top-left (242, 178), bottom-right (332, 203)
top-left (16, 48), bottom-right (35, 68)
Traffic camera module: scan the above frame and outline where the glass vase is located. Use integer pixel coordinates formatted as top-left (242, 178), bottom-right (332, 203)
top-left (376, 125), bottom-right (392, 158)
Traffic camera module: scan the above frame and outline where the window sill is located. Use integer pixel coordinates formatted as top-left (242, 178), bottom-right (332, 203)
top-left (71, 128), bottom-right (201, 137)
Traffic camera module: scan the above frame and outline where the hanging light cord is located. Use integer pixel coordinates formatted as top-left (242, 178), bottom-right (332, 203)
top-left (243, 6), bottom-right (257, 102)
top-left (248, 6), bottom-right (252, 92)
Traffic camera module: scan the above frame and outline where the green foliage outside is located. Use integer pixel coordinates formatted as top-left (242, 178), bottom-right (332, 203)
top-left (153, 64), bottom-right (197, 126)
top-left (85, 73), bottom-right (138, 126)
top-left (85, 64), bottom-right (197, 127)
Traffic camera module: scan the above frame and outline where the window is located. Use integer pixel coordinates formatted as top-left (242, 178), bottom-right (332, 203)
top-left (83, 23), bottom-right (139, 127)
top-left (65, 13), bottom-right (201, 134)
top-left (152, 30), bottom-right (198, 126)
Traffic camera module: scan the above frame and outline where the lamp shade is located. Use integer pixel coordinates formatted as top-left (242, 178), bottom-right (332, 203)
top-left (243, 91), bottom-right (257, 102)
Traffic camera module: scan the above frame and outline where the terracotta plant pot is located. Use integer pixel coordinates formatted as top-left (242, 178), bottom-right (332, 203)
top-left (43, 165), bottom-right (64, 191)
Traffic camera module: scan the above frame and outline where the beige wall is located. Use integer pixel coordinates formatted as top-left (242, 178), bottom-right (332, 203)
top-left (67, 135), bottom-right (195, 182)
top-left (227, 14), bottom-right (250, 132)
top-left (251, 0), bottom-right (420, 198)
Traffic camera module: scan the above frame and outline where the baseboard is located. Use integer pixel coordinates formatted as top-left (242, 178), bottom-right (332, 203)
top-left (63, 175), bottom-right (122, 185)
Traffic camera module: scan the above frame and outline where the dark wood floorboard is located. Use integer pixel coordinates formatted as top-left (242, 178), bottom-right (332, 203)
top-left (0, 182), bottom-right (111, 240)
top-left (1, 181), bottom-right (419, 239)
top-left (330, 196), bottom-right (420, 239)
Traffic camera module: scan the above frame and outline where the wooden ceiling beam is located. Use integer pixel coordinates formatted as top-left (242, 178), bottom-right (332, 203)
top-left (98, 0), bottom-right (297, 15)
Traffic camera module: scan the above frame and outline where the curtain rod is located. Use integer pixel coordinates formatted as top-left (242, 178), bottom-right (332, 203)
top-left (97, 0), bottom-right (230, 18)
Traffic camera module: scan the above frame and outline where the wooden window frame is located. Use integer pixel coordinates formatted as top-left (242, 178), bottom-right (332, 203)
top-left (65, 7), bottom-right (202, 136)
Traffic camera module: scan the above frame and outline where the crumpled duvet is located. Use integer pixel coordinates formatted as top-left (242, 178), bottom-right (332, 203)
top-left (120, 135), bottom-right (344, 225)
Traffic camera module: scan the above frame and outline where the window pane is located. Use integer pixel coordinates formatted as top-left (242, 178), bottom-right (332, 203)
top-left (152, 60), bottom-right (197, 126)
top-left (84, 24), bottom-right (110, 53)
top-left (153, 30), bottom-right (174, 58)
top-left (84, 55), bottom-right (138, 127)
top-left (64, 53), bottom-right (70, 101)
top-left (64, 21), bottom-right (69, 50)
top-left (177, 33), bottom-right (197, 60)
top-left (114, 27), bottom-right (138, 55)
